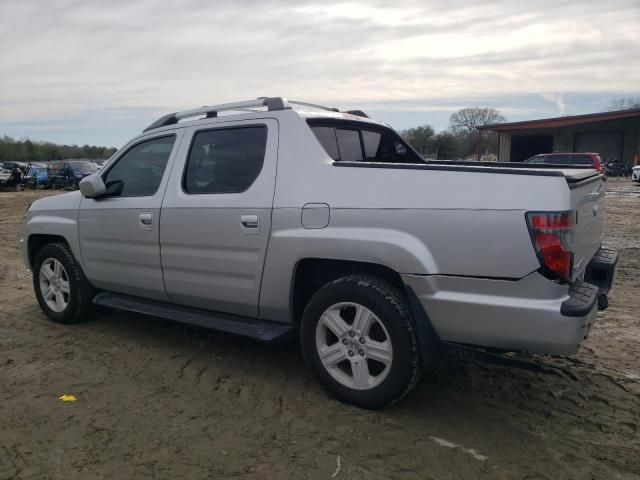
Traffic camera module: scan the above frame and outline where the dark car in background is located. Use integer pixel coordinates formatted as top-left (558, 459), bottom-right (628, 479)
top-left (0, 161), bottom-right (27, 190)
top-left (48, 160), bottom-right (98, 190)
top-left (524, 152), bottom-right (605, 177)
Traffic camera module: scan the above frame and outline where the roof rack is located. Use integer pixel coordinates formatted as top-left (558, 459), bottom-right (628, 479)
top-left (344, 109), bottom-right (369, 118)
top-left (143, 97), bottom-right (292, 132)
top-left (288, 100), bottom-right (340, 113)
top-left (288, 101), bottom-right (369, 118)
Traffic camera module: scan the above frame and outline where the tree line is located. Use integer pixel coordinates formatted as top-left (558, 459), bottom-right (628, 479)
top-left (0, 135), bottom-right (117, 163)
top-left (400, 107), bottom-right (505, 160)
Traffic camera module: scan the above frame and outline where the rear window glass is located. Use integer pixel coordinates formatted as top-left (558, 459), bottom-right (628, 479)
top-left (566, 155), bottom-right (593, 165)
top-left (528, 154), bottom-right (592, 165)
top-left (335, 129), bottom-right (363, 162)
top-left (362, 130), bottom-right (382, 161)
top-left (309, 121), bottom-right (425, 164)
top-left (310, 126), bottom-right (339, 161)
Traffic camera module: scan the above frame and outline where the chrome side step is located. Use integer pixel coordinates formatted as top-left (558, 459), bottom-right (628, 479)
top-left (93, 292), bottom-right (293, 342)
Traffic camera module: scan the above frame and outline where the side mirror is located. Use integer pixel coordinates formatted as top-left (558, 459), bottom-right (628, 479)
top-left (79, 173), bottom-right (106, 198)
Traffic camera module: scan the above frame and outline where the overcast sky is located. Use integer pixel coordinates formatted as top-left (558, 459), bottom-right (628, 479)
top-left (1, 0), bottom-right (639, 147)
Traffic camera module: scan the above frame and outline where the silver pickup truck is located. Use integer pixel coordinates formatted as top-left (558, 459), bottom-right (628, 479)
top-left (22, 97), bottom-right (617, 408)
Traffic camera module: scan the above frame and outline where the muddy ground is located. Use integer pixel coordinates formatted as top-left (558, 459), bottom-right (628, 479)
top-left (0, 180), bottom-right (638, 480)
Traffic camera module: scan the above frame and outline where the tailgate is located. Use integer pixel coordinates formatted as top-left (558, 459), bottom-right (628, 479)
top-left (568, 173), bottom-right (605, 281)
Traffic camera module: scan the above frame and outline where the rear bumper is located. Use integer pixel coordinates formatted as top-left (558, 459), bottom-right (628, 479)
top-left (403, 247), bottom-right (617, 355)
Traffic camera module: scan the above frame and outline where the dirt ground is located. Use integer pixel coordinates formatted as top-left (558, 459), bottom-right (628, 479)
top-left (1, 180), bottom-right (639, 480)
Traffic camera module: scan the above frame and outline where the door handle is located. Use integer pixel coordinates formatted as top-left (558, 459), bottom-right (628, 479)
top-left (139, 212), bottom-right (153, 230)
top-left (240, 214), bottom-right (259, 232)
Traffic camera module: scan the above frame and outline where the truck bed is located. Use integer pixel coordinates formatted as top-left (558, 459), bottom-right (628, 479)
top-left (334, 160), bottom-right (601, 187)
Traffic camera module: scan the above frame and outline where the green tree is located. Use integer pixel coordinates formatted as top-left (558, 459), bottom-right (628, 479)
top-left (399, 125), bottom-right (435, 154)
top-left (433, 132), bottom-right (462, 159)
top-left (0, 135), bottom-right (117, 163)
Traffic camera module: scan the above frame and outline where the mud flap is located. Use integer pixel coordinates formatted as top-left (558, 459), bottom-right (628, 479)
top-left (404, 285), bottom-right (443, 371)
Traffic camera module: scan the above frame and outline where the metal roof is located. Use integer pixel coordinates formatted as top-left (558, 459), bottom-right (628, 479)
top-left (478, 108), bottom-right (640, 132)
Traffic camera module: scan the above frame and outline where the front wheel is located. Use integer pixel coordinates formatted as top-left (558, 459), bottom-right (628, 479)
top-left (33, 243), bottom-right (95, 324)
top-left (300, 275), bottom-right (422, 409)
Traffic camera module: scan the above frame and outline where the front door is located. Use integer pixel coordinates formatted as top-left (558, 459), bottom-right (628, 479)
top-left (160, 119), bottom-right (278, 317)
top-left (78, 132), bottom-right (182, 301)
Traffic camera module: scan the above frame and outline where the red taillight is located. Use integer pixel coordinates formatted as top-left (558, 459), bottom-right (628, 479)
top-left (592, 155), bottom-right (603, 173)
top-left (526, 212), bottom-right (575, 281)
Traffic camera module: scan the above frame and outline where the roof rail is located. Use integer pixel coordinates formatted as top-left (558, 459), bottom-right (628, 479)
top-left (289, 100), bottom-right (340, 112)
top-left (288, 101), bottom-right (369, 118)
top-left (143, 97), bottom-right (292, 132)
top-left (344, 109), bottom-right (369, 118)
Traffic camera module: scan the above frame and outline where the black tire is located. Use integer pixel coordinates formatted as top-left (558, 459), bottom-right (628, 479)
top-left (300, 275), bottom-right (422, 409)
top-left (33, 243), bottom-right (95, 324)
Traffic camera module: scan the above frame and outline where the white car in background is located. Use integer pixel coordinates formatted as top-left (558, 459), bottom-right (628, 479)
top-left (632, 165), bottom-right (640, 182)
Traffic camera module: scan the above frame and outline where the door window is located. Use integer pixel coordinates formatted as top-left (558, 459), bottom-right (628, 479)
top-left (183, 126), bottom-right (267, 194)
top-left (103, 135), bottom-right (175, 197)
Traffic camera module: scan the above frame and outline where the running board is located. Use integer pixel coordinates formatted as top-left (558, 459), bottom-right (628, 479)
top-left (93, 292), bottom-right (293, 342)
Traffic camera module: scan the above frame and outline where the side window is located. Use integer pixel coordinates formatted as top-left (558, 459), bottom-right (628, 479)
top-left (362, 130), bottom-right (382, 161)
top-left (184, 126), bottom-right (267, 194)
top-left (362, 129), bottom-right (420, 163)
top-left (103, 135), bottom-right (175, 197)
top-left (309, 122), bottom-right (425, 164)
top-left (310, 126), bottom-right (339, 161)
top-left (335, 129), bottom-right (363, 162)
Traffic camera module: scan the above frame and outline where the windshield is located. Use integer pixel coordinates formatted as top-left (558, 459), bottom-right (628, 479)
top-left (69, 162), bottom-right (98, 174)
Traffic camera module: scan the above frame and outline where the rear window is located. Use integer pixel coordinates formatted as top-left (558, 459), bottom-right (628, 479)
top-left (528, 154), bottom-right (592, 165)
top-left (567, 155), bottom-right (593, 165)
top-left (362, 130), bottom-right (382, 161)
top-left (335, 129), bottom-right (363, 162)
top-left (311, 127), bottom-right (339, 161)
top-left (310, 123), bottom-right (424, 164)
top-left (69, 162), bottom-right (98, 173)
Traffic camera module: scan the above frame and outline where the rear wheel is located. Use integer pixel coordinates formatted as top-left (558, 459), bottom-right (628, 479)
top-left (300, 275), bottom-right (422, 409)
top-left (33, 243), bottom-right (94, 324)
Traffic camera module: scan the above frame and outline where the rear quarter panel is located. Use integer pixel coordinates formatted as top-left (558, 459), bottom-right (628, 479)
top-left (258, 113), bottom-right (577, 322)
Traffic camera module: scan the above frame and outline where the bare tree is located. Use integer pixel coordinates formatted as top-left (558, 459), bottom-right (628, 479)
top-left (448, 107), bottom-right (506, 158)
top-left (606, 98), bottom-right (640, 111)
top-left (449, 107), bottom-right (506, 135)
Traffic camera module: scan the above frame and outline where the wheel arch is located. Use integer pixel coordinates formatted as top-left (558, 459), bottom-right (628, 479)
top-left (290, 258), bottom-right (405, 326)
top-left (27, 234), bottom-right (72, 269)
top-left (290, 258), bottom-right (442, 371)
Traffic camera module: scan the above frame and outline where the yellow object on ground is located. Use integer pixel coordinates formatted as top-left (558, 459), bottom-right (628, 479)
top-left (58, 394), bottom-right (77, 402)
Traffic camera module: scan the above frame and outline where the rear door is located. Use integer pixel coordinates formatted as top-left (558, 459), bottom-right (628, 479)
top-left (160, 119), bottom-right (278, 317)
